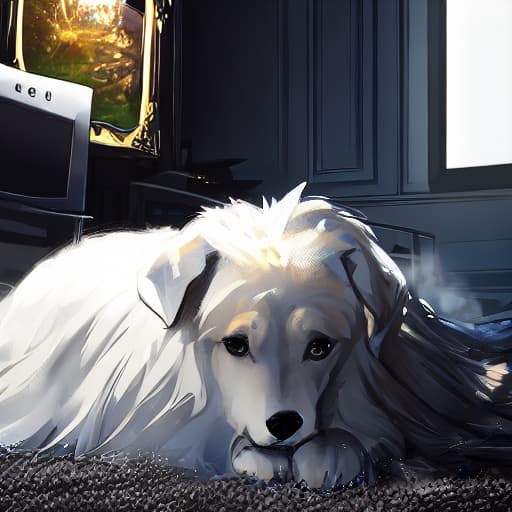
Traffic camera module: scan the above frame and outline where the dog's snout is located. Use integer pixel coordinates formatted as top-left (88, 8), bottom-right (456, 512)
top-left (266, 411), bottom-right (303, 441)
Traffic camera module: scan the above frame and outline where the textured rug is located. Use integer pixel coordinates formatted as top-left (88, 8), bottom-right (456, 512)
top-left (1, 449), bottom-right (512, 511)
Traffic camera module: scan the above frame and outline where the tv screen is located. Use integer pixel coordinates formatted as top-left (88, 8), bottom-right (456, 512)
top-left (0, 64), bottom-right (92, 212)
top-left (21, 0), bottom-right (144, 131)
top-left (0, 98), bottom-right (73, 197)
top-left (9, 0), bottom-right (165, 155)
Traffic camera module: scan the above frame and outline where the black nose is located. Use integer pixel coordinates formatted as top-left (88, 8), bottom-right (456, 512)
top-left (266, 411), bottom-right (303, 441)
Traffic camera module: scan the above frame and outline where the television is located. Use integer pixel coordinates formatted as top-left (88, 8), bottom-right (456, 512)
top-left (0, 63), bottom-right (93, 212)
top-left (0, 0), bottom-right (173, 157)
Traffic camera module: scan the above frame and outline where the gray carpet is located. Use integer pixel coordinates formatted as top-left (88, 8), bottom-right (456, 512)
top-left (1, 449), bottom-right (512, 511)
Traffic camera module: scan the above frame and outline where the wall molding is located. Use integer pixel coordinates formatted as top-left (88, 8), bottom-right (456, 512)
top-left (309, 0), bottom-right (373, 182)
top-left (285, 0), bottom-right (401, 198)
top-left (340, 189), bottom-right (512, 207)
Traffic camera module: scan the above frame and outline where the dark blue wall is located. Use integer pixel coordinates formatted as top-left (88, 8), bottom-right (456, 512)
top-left (181, 0), bottom-right (512, 311)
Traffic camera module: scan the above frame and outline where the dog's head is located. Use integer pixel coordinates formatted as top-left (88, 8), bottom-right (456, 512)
top-left (138, 184), bottom-right (407, 450)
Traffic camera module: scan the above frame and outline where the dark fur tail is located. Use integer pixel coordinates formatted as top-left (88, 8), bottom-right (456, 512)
top-left (374, 295), bottom-right (512, 472)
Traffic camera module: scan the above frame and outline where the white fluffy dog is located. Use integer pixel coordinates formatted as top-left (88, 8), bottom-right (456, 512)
top-left (1, 184), bottom-right (511, 488)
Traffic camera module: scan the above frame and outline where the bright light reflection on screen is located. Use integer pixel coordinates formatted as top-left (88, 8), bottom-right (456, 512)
top-left (22, 0), bottom-right (144, 130)
top-left (446, 0), bottom-right (512, 169)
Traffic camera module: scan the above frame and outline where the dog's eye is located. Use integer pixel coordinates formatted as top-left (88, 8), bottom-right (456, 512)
top-left (304, 337), bottom-right (335, 361)
top-left (222, 335), bottom-right (250, 357)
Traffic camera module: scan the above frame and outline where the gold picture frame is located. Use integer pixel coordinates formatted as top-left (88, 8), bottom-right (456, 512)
top-left (12, 0), bottom-right (170, 155)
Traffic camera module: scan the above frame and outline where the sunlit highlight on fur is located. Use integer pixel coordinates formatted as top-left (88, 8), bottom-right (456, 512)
top-left (0, 183), bottom-right (511, 488)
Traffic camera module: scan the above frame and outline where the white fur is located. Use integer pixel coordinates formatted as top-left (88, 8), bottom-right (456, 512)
top-left (0, 183), bottom-right (408, 486)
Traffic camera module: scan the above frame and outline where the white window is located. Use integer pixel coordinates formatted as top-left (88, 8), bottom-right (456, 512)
top-left (446, 0), bottom-right (512, 169)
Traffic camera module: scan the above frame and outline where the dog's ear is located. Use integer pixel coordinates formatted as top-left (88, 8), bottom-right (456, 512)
top-left (340, 230), bottom-right (408, 357)
top-left (137, 233), bottom-right (217, 328)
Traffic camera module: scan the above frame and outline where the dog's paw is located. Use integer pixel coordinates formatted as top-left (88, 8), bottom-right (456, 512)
top-left (231, 437), bottom-right (291, 481)
top-left (292, 429), bottom-right (367, 489)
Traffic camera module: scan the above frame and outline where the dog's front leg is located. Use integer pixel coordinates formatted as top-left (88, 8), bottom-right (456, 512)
top-left (231, 436), bottom-right (291, 481)
top-left (292, 429), bottom-right (369, 489)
